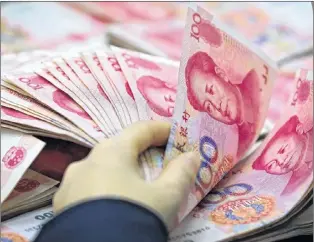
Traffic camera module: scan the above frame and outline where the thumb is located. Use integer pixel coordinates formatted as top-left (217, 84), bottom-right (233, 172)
top-left (156, 151), bottom-right (201, 197)
top-left (152, 152), bottom-right (200, 230)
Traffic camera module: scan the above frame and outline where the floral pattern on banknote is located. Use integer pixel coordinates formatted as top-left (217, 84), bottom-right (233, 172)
top-left (210, 196), bottom-right (275, 225)
top-left (2, 146), bottom-right (27, 170)
top-left (1, 232), bottom-right (28, 242)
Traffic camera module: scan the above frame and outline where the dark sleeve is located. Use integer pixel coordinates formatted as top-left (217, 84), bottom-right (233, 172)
top-left (34, 199), bottom-right (168, 242)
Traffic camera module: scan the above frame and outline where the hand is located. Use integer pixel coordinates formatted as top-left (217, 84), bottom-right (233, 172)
top-left (53, 121), bottom-right (201, 230)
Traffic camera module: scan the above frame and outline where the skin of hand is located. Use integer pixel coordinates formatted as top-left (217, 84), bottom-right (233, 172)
top-left (53, 121), bottom-right (201, 230)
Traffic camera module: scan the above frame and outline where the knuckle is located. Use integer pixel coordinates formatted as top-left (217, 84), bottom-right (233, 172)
top-left (132, 120), bottom-right (153, 134)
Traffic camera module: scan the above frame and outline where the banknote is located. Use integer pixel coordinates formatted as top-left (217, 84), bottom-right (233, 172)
top-left (2, 70), bottom-right (103, 143)
top-left (234, 199), bottom-right (313, 242)
top-left (2, 186), bottom-right (57, 220)
top-left (108, 20), bottom-right (184, 60)
top-left (35, 61), bottom-right (110, 136)
top-left (176, 3), bottom-right (313, 63)
top-left (113, 48), bottom-right (180, 176)
top-left (0, 97), bottom-right (48, 123)
top-left (1, 129), bottom-right (46, 203)
top-left (149, 147), bottom-right (166, 180)
top-left (266, 72), bottom-right (297, 125)
top-left (81, 50), bottom-right (128, 127)
top-left (1, 85), bottom-right (93, 141)
top-left (66, 2), bottom-right (178, 22)
top-left (113, 47), bottom-right (179, 121)
top-left (170, 69), bottom-right (313, 241)
top-left (0, 100), bottom-right (36, 118)
top-left (1, 16), bottom-right (36, 54)
top-left (18, 187), bottom-right (56, 208)
top-left (175, 2), bottom-right (232, 21)
top-left (1, 106), bottom-right (92, 147)
top-left (1, 122), bottom-right (88, 147)
top-left (2, 200), bottom-right (53, 222)
top-left (217, 2), bottom-right (313, 62)
top-left (1, 79), bottom-right (31, 96)
top-left (1, 2), bottom-right (103, 50)
top-left (61, 52), bottom-right (123, 133)
top-left (96, 49), bottom-right (139, 124)
top-left (280, 56), bottom-right (313, 73)
top-left (164, 6), bottom-right (277, 221)
top-left (1, 50), bottom-right (55, 73)
top-left (1, 206), bottom-right (54, 241)
top-left (52, 55), bottom-right (116, 136)
top-left (2, 169), bottom-right (58, 212)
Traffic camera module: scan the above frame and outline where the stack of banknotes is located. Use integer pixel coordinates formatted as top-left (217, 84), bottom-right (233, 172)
top-left (106, 2), bottom-right (313, 64)
top-left (1, 6), bottom-right (313, 242)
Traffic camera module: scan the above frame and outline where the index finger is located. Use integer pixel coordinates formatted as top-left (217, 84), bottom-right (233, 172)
top-left (118, 120), bottom-right (171, 158)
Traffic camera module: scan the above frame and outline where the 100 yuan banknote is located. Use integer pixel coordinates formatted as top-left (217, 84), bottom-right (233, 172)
top-left (1, 129), bottom-right (45, 203)
top-left (170, 68), bottom-right (313, 242)
top-left (1, 206), bottom-right (54, 241)
top-left (164, 6), bottom-right (277, 221)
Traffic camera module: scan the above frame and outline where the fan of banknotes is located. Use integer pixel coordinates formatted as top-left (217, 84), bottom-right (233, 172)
top-left (1, 6), bottom-right (313, 242)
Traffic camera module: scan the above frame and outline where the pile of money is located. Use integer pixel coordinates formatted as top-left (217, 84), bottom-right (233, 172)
top-left (1, 5), bottom-right (312, 242)
top-left (107, 2), bottom-right (313, 63)
top-left (1, 2), bottom-right (106, 54)
top-left (65, 2), bottom-right (179, 23)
